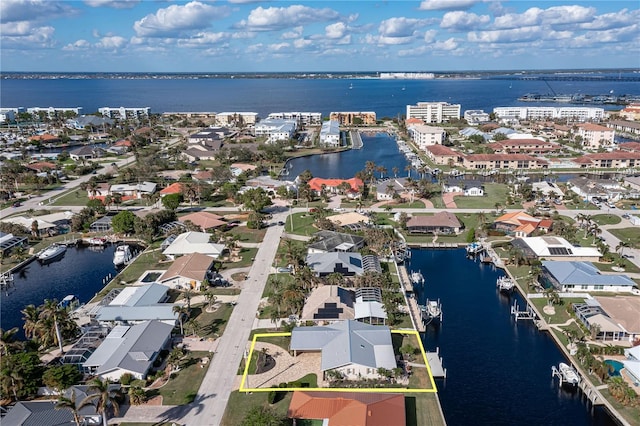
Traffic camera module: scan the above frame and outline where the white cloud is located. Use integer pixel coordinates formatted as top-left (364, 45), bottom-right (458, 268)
top-left (423, 29), bottom-right (437, 43)
top-left (282, 26), bottom-right (303, 40)
top-left (433, 38), bottom-right (459, 51)
top-left (0, 24), bottom-right (55, 48)
top-left (237, 5), bottom-right (339, 31)
top-left (419, 0), bottom-right (480, 11)
top-left (580, 9), bottom-right (640, 31)
top-left (325, 22), bottom-right (347, 39)
top-left (379, 17), bottom-right (427, 38)
top-left (440, 11), bottom-right (490, 30)
top-left (178, 31), bottom-right (228, 46)
top-left (62, 39), bottom-right (91, 51)
top-left (293, 38), bottom-right (313, 49)
top-left (0, 0), bottom-right (75, 23)
top-left (494, 5), bottom-right (595, 30)
top-left (84, 0), bottom-right (139, 9)
top-left (268, 42), bottom-right (290, 52)
top-left (133, 1), bottom-right (229, 37)
top-left (468, 27), bottom-right (542, 43)
top-left (96, 35), bottom-right (128, 50)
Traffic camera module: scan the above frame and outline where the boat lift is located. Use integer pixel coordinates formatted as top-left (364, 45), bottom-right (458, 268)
top-left (510, 300), bottom-right (536, 321)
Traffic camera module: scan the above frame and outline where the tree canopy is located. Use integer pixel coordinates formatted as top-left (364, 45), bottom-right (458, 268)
top-left (111, 210), bottom-right (136, 234)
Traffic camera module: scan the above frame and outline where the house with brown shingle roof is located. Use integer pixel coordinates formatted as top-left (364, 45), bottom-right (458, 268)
top-left (24, 161), bottom-right (57, 173)
top-left (406, 212), bottom-right (462, 235)
top-left (178, 211), bottom-right (226, 231)
top-left (288, 391), bottom-right (405, 426)
top-left (159, 252), bottom-right (215, 291)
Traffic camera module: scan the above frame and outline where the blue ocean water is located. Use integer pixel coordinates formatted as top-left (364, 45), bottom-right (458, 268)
top-left (0, 245), bottom-right (117, 339)
top-left (407, 249), bottom-right (616, 426)
top-left (1, 77), bottom-right (638, 117)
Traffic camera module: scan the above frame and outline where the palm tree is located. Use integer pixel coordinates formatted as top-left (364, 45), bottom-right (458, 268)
top-left (203, 291), bottom-right (217, 311)
top-left (0, 327), bottom-right (19, 355)
top-left (56, 389), bottom-right (81, 426)
top-left (80, 378), bottom-right (121, 426)
top-left (21, 304), bottom-right (39, 340)
top-left (172, 305), bottom-right (189, 335)
top-left (128, 386), bottom-right (147, 406)
top-left (616, 241), bottom-right (629, 258)
top-left (38, 299), bottom-right (66, 353)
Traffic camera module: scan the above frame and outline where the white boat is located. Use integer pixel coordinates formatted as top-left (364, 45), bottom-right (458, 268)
top-left (84, 237), bottom-right (107, 246)
top-left (410, 271), bottom-right (425, 285)
top-left (38, 244), bottom-right (67, 262)
top-left (496, 276), bottom-right (515, 293)
top-left (556, 362), bottom-right (580, 386)
top-left (420, 299), bottom-right (442, 323)
top-left (466, 242), bottom-right (483, 255)
top-left (113, 244), bottom-right (132, 266)
top-left (58, 294), bottom-right (79, 310)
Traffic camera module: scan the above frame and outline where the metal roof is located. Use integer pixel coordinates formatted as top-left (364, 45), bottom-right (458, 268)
top-left (290, 320), bottom-right (396, 371)
top-left (543, 261), bottom-right (636, 286)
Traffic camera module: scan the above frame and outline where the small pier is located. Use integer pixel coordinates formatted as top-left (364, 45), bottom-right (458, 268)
top-left (1, 272), bottom-right (14, 290)
top-left (426, 347), bottom-right (447, 378)
top-left (510, 300), bottom-right (536, 321)
top-left (397, 263), bottom-right (425, 332)
top-left (408, 242), bottom-right (458, 249)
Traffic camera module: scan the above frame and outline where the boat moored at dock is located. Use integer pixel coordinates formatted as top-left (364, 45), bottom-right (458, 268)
top-left (420, 299), bottom-right (442, 324)
top-left (466, 242), bottom-right (484, 255)
top-left (553, 362), bottom-right (580, 387)
top-left (113, 244), bottom-right (132, 267)
top-left (37, 244), bottom-right (67, 262)
top-left (496, 276), bottom-right (515, 293)
top-left (410, 271), bottom-right (425, 286)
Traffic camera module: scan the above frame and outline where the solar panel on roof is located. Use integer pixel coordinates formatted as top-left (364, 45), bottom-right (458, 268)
top-left (548, 247), bottom-right (569, 255)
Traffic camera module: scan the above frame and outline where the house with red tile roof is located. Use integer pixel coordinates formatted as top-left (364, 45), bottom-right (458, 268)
top-left (462, 153), bottom-right (547, 170)
top-left (572, 152), bottom-right (640, 169)
top-left (486, 139), bottom-right (561, 155)
top-left (493, 211), bottom-right (550, 237)
top-left (24, 161), bottom-right (57, 173)
top-left (424, 144), bottom-right (461, 166)
top-left (159, 182), bottom-right (184, 196)
top-left (288, 391), bottom-right (405, 426)
top-left (30, 133), bottom-right (60, 143)
top-left (308, 177), bottom-right (363, 197)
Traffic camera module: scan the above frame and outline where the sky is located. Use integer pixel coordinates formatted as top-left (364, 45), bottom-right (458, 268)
top-left (1, 0), bottom-right (639, 73)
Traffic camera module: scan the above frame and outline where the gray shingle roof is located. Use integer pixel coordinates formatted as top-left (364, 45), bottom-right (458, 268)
top-left (290, 320), bottom-right (396, 371)
top-left (1, 401), bottom-right (75, 426)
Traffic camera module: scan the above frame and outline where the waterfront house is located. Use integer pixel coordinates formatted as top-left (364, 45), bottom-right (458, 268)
top-left (493, 211), bottom-right (547, 237)
top-left (289, 320), bottom-right (396, 380)
top-left (424, 144), bottom-right (462, 166)
top-left (541, 261), bottom-right (637, 293)
top-left (568, 177), bottom-right (623, 202)
top-left (89, 214), bottom-right (113, 233)
top-left (511, 236), bottom-right (601, 262)
top-left (0, 392), bottom-right (109, 426)
top-left (405, 212), bottom-right (462, 235)
top-left (442, 178), bottom-right (484, 196)
top-left (0, 231), bottom-right (28, 255)
top-left (161, 231), bottom-right (225, 260)
top-left (305, 253), bottom-right (381, 278)
top-left (329, 112), bottom-right (377, 126)
top-left (618, 142), bottom-right (640, 153)
top-left (254, 118), bottom-right (297, 143)
top-left (69, 145), bottom-right (105, 161)
top-left (288, 391), bottom-right (405, 426)
top-left (82, 320), bottom-right (173, 380)
top-left (461, 153), bottom-right (547, 170)
top-left (319, 120), bottom-right (341, 147)
top-left (531, 181), bottom-right (564, 199)
top-left (593, 296), bottom-right (640, 344)
top-left (354, 287), bottom-right (387, 325)
top-left (93, 283), bottom-right (178, 326)
top-left (307, 177), bottom-right (364, 197)
top-left (307, 230), bottom-right (365, 254)
top-left (178, 211), bottom-right (226, 231)
top-left (215, 112), bottom-right (259, 127)
top-left (160, 252), bottom-right (217, 291)
top-left (407, 124), bottom-right (446, 149)
top-left (573, 301), bottom-right (628, 343)
top-left (572, 152), bottom-right (640, 169)
top-left (576, 123), bottom-right (615, 150)
top-left (486, 138), bottom-right (561, 155)
top-left (301, 286), bottom-right (356, 321)
top-left (623, 346), bottom-right (640, 385)
top-left (572, 296), bottom-right (640, 344)
top-left (267, 112), bottom-right (322, 126)
top-left (375, 178), bottom-right (416, 201)
top-left (607, 119), bottom-right (640, 136)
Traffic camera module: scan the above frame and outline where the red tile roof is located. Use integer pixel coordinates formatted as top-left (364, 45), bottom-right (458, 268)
top-left (308, 177), bottom-right (363, 192)
top-left (288, 391), bottom-right (405, 426)
top-left (426, 145), bottom-right (458, 156)
top-left (25, 161), bottom-right (57, 172)
top-left (160, 182), bottom-right (184, 195)
top-left (113, 139), bottom-right (132, 147)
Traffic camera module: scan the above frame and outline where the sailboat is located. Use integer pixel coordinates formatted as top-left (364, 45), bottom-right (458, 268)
top-left (349, 83), bottom-right (353, 90)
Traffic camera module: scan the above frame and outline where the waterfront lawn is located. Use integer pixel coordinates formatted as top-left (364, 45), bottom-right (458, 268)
top-left (607, 227), bottom-right (640, 249)
top-left (191, 303), bottom-right (234, 338)
top-left (453, 183), bottom-right (522, 210)
top-left (116, 250), bottom-right (169, 284)
top-left (154, 350), bottom-right (210, 405)
top-left (529, 297), bottom-right (586, 325)
top-left (406, 394), bottom-right (446, 426)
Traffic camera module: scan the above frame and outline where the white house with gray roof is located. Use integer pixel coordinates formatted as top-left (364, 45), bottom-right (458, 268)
top-left (94, 283), bottom-right (178, 325)
top-left (542, 261), bottom-right (637, 293)
top-left (305, 253), bottom-right (381, 277)
top-left (289, 320), bottom-right (396, 380)
top-left (82, 320), bottom-right (173, 380)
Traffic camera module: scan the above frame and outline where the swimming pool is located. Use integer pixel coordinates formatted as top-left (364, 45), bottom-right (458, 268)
top-left (605, 359), bottom-right (624, 377)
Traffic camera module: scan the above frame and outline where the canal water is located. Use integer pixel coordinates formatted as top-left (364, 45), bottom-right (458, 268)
top-left (407, 248), bottom-right (616, 426)
top-left (1, 245), bottom-right (118, 339)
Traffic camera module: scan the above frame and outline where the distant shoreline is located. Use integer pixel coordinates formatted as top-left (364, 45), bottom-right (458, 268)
top-left (1, 68), bottom-right (638, 81)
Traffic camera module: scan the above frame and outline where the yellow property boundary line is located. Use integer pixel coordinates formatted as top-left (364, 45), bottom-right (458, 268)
top-left (239, 329), bottom-right (437, 393)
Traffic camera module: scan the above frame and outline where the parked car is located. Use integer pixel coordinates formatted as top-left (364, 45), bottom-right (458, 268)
top-left (277, 266), bottom-right (292, 273)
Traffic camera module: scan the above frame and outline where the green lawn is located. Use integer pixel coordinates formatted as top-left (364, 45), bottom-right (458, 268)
top-left (221, 390), bottom-right (293, 426)
top-left (607, 227), bottom-right (640, 249)
top-left (221, 247), bottom-right (258, 269)
top-left (191, 302), bottom-right (234, 338)
top-left (50, 188), bottom-right (91, 206)
top-left (285, 212), bottom-right (318, 236)
top-left (529, 297), bottom-right (586, 325)
top-left (153, 351), bottom-right (211, 405)
top-left (226, 226), bottom-right (267, 243)
top-left (453, 183), bottom-right (522, 209)
top-left (114, 249), bottom-right (169, 284)
top-left (591, 214), bottom-right (622, 226)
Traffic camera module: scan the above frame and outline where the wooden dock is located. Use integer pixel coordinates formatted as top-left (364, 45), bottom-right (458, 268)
top-left (397, 263), bottom-right (425, 332)
top-left (408, 242), bottom-right (459, 249)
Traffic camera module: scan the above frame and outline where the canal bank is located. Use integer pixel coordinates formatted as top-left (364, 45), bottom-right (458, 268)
top-left (406, 248), bottom-right (618, 426)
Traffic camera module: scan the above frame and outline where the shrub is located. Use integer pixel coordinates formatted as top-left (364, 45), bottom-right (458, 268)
top-left (120, 373), bottom-right (133, 386)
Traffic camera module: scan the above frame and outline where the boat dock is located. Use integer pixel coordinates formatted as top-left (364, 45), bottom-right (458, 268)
top-left (397, 263), bottom-right (425, 332)
top-left (426, 347), bottom-right (447, 378)
top-left (510, 300), bottom-right (537, 321)
top-left (408, 242), bottom-right (459, 249)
